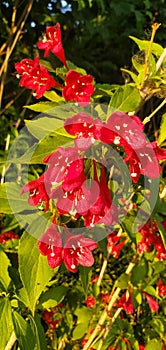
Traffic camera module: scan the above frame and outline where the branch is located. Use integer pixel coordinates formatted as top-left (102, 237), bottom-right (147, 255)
top-left (156, 48), bottom-right (166, 71)
top-left (96, 307), bottom-right (123, 350)
top-left (143, 98), bottom-right (166, 125)
top-left (4, 331), bottom-right (17, 350)
top-left (82, 260), bottom-right (136, 350)
top-left (140, 23), bottom-right (161, 90)
top-left (0, 0), bottom-right (34, 106)
top-left (97, 254), bottom-right (109, 287)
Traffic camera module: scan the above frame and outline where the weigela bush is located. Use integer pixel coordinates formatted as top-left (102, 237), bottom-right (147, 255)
top-left (1, 22), bottom-right (166, 350)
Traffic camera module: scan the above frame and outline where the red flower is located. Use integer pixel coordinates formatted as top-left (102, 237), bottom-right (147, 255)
top-left (91, 276), bottom-right (99, 283)
top-left (118, 291), bottom-right (134, 314)
top-left (38, 224), bottom-right (63, 268)
top-left (43, 310), bottom-right (61, 330)
top-left (107, 232), bottom-right (126, 258)
top-left (64, 113), bottom-right (103, 150)
top-left (15, 56), bottom-right (59, 98)
top-left (153, 236), bottom-right (166, 261)
top-left (63, 234), bottom-right (98, 273)
top-left (137, 221), bottom-right (166, 260)
top-left (43, 146), bottom-right (79, 185)
top-left (62, 70), bottom-right (94, 105)
top-left (100, 111), bottom-right (145, 150)
top-left (15, 58), bottom-right (37, 74)
top-left (139, 345), bottom-right (145, 350)
top-left (38, 226), bottom-right (97, 272)
top-left (86, 296), bottom-right (96, 308)
top-left (124, 141), bottom-right (166, 182)
top-left (100, 293), bottom-right (110, 303)
top-left (0, 231), bottom-right (19, 244)
top-left (62, 158), bottom-right (86, 192)
top-left (143, 292), bottom-right (159, 312)
top-left (50, 158), bottom-right (92, 216)
top-left (84, 164), bottom-right (118, 227)
top-left (157, 278), bottom-right (166, 297)
top-left (162, 220), bottom-right (166, 231)
top-left (37, 24), bottom-right (68, 68)
top-left (20, 174), bottom-right (50, 212)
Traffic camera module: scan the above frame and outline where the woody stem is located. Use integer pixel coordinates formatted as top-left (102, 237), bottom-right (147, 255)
top-left (82, 260), bottom-right (136, 350)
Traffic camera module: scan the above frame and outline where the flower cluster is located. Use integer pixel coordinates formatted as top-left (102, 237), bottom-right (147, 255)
top-left (15, 24), bottom-right (94, 104)
top-left (20, 109), bottom-right (166, 272)
top-left (15, 56), bottom-right (58, 99)
top-left (117, 289), bottom-right (159, 315)
top-left (17, 23), bottom-right (166, 276)
top-left (0, 230), bottom-right (19, 244)
top-left (107, 231), bottom-right (126, 258)
top-left (38, 224), bottom-right (97, 272)
top-left (137, 220), bottom-right (166, 260)
top-left (157, 278), bottom-right (166, 296)
top-left (86, 296), bottom-right (96, 308)
top-left (43, 304), bottom-right (62, 331)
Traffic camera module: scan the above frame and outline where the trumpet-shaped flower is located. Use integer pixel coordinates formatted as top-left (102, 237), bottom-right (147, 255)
top-left (64, 113), bottom-right (103, 150)
top-left (15, 56), bottom-right (59, 98)
top-left (62, 70), bottom-right (94, 105)
top-left (37, 24), bottom-right (68, 68)
top-left (20, 174), bottom-right (50, 211)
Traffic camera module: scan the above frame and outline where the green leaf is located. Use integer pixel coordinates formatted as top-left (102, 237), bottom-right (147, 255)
top-left (129, 36), bottom-right (164, 57)
top-left (38, 286), bottom-right (68, 309)
top-left (24, 101), bottom-right (58, 112)
top-left (145, 339), bottom-right (162, 350)
top-left (29, 315), bottom-right (42, 350)
top-left (108, 85), bottom-right (141, 113)
top-left (153, 261), bottom-right (165, 275)
top-left (102, 318), bottom-right (139, 350)
top-left (7, 125), bottom-right (74, 165)
top-left (79, 266), bottom-right (92, 295)
top-left (16, 133), bottom-right (73, 164)
top-left (0, 182), bottom-right (33, 214)
top-left (43, 90), bottom-right (65, 102)
top-left (117, 273), bottom-right (130, 289)
top-left (34, 314), bottom-right (47, 350)
top-left (132, 57), bottom-right (145, 73)
top-left (158, 113), bottom-right (166, 145)
top-left (131, 258), bottom-right (148, 286)
top-left (121, 216), bottom-right (137, 242)
top-left (0, 298), bottom-right (13, 350)
top-left (95, 83), bottom-right (118, 96)
top-left (155, 213), bottom-right (166, 248)
top-left (16, 287), bottom-right (31, 309)
top-left (150, 317), bottom-right (165, 337)
top-left (26, 116), bottom-right (73, 140)
top-left (132, 289), bottom-right (142, 308)
top-left (121, 68), bottom-right (138, 83)
top-left (12, 311), bottom-right (36, 350)
top-left (143, 285), bottom-right (158, 297)
top-left (0, 250), bottom-right (11, 291)
top-left (73, 306), bottom-right (93, 339)
top-left (18, 231), bottom-right (56, 314)
top-left (39, 59), bottom-right (57, 73)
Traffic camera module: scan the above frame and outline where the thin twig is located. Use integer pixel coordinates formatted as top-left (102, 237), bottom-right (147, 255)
top-left (96, 307), bottom-right (123, 350)
top-left (82, 260), bottom-right (136, 350)
top-left (156, 48), bottom-right (166, 72)
top-left (97, 255), bottom-right (109, 287)
top-left (140, 23), bottom-right (161, 90)
top-left (1, 134), bottom-right (11, 184)
top-left (0, 0), bottom-right (34, 105)
top-left (143, 98), bottom-right (166, 125)
top-left (4, 331), bottom-right (17, 350)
